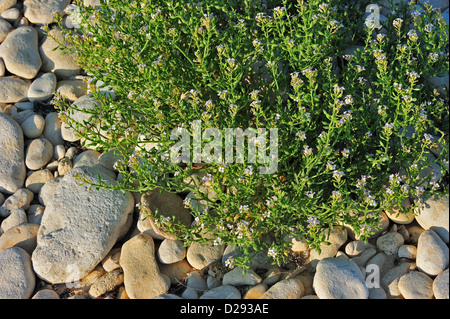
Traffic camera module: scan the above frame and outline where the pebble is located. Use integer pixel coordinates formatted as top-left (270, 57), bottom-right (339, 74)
top-left (140, 188), bottom-right (191, 240)
top-left (43, 112), bottom-right (64, 147)
top-left (0, 7), bottom-right (19, 22)
top-left (0, 113), bottom-right (26, 194)
top-left (26, 204), bottom-right (44, 224)
top-left (309, 226), bottom-right (348, 267)
top-left (88, 269), bottom-right (124, 299)
top-left (433, 268), bottom-right (449, 299)
top-left (398, 245), bottom-right (417, 260)
top-left (27, 72), bottom-right (57, 102)
top-left (222, 267), bottom-right (262, 286)
top-left (385, 198), bottom-right (415, 224)
top-left (25, 169), bottom-right (53, 193)
top-left (418, 0), bottom-right (450, 11)
top-left (350, 248), bottom-right (377, 267)
top-left (157, 239), bottom-right (186, 264)
top-left (0, 247), bottom-right (35, 299)
top-left (380, 262), bottom-right (415, 298)
top-left (260, 279), bottom-right (305, 299)
top-left (101, 247), bottom-right (121, 272)
top-left (0, 0), bottom-right (16, 14)
top-left (32, 166), bottom-right (134, 284)
top-left (60, 95), bottom-right (99, 142)
top-left (243, 283), bottom-right (268, 299)
top-left (398, 271), bottom-right (434, 299)
top-left (416, 229), bottom-right (449, 276)
top-left (54, 144), bottom-right (65, 160)
top-left (199, 285), bottom-right (241, 299)
top-left (39, 27), bottom-right (81, 79)
top-left (0, 207), bottom-right (27, 233)
top-left (23, 0), bottom-right (71, 25)
top-left (120, 233), bottom-right (171, 299)
top-left (20, 113), bottom-right (45, 139)
top-left (0, 187), bottom-right (34, 218)
top-left (415, 195), bottom-right (449, 243)
top-left (32, 289), bottom-right (60, 299)
top-left (0, 76), bottom-right (30, 103)
top-left (0, 223), bottom-right (39, 254)
top-left (159, 259), bottom-right (193, 286)
top-left (376, 232), bottom-right (404, 256)
top-left (56, 79), bottom-right (87, 102)
top-left (0, 26), bottom-right (41, 79)
top-left (185, 271), bottom-right (207, 294)
top-left (25, 137), bottom-right (53, 170)
top-left (0, 17), bottom-right (12, 43)
top-left (186, 229), bottom-right (224, 270)
top-left (313, 258), bottom-right (369, 299)
top-left (345, 240), bottom-right (375, 257)
top-left (57, 157), bottom-right (73, 176)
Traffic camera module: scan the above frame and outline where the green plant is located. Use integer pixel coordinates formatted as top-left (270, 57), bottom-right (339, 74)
top-left (52, 0), bottom-right (449, 270)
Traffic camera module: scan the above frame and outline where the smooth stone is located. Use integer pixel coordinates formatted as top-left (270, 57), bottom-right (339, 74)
top-left (345, 240), bottom-right (375, 257)
top-left (186, 230), bottom-right (224, 270)
top-left (350, 248), bottom-right (377, 267)
top-left (0, 223), bottom-right (39, 254)
top-left (98, 149), bottom-right (123, 171)
top-left (222, 267), bottom-right (262, 286)
top-left (32, 166), bottom-right (134, 284)
top-left (243, 283), bottom-right (268, 299)
top-left (185, 271), bottom-right (207, 294)
top-left (0, 188), bottom-right (33, 218)
top-left (260, 279), bottom-right (305, 299)
top-left (56, 80), bottom-right (87, 102)
top-left (0, 192), bottom-right (4, 206)
top-left (61, 95), bottom-right (99, 142)
top-left (157, 239), bottom-right (186, 265)
top-left (0, 247), bottom-right (35, 299)
top-left (313, 258), bottom-right (369, 299)
top-left (0, 113), bottom-right (26, 194)
top-left (25, 169), bottom-right (53, 193)
top-left (27, 72), bottom-right (57, 102)
top-left (416, 229), bottom-right (449, 276)
top-left (181, 287), bottom-right (199, 299)
top-left (398, 245), bottom-right (417, 260)
top-left (153, 294), bottom-right (183, 299)
top-left (309, 226), bottom-right (348, 267)
top-left (26, 204), bottom-right (44, 225)
top-left (0, 76), bottom-right (30, 103)
top-left (199, 285), bottom-right (241, 299)
top-left (381, 262), bottom-right (415, 298)
top-left (0, 18), bottom-right (12, 42)
top-left (0, 0), bottom-right (16, 14)
top-left (15, 102), bottom-right (34, 111)
top-left (39, 28), bottom-right (81, 79)
top-left (32, 289), bottom-right (60, 299)
top-left (43, 112), bottom-right (64, 147)
top-left (0, 7), bottom-right (18, 22)
top-left (0, 56), bottom-right (4, 75)
top-left (88, 269), bottom-right (124, 299)
top-left (120, 233), bottom-right (171, 299)
top-left (23, 0), bottom-right (71, 25)
top-left (21, 114), bottom-right (45, 139)
top-left (398, 271), bottom-right (434, 299)
top-left (140, 188), bottom-right (191, 240)
top-left (101, 247), bottom-right (121, 272)
top-left (25, 137), bottom-right (53, 170)
top-left (428, 72), bottom-right (449, 95)
top-left (73, 149), bottom-right (115, 180)
top-left (57, 157), bottom-right (73, 176)
top-left (433, 268), bottom-right (449, 299)
top-left (54, 144), bottom-right (65, 160)
top-left (368, 287), bottom-right (387, 299)
top-left (262, 266), bottom-right (281, 286)
top-left (415, 195), bottom-right (449, 243)
top-left (159, 259), bottom-right (193, 286)
top-left (376, 232), bottom-right (405, 256)
top-left (0, 207), bottom-right (27, 233)
top-left (385, 198), bottom-right (415, 224)
top-left (0, 26), bottom-right (41, 79)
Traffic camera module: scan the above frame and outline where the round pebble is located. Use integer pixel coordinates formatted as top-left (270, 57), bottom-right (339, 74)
top-left (20, 113), bottom-right (45, 139)
top-left (398, 271), bottom-right (434, 299)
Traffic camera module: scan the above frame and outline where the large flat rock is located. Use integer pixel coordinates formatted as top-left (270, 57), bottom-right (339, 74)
top-left (31, 166), bottom-right (134, 284)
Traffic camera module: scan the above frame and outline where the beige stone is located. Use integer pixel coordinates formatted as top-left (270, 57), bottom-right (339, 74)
top-left (120, 233), bottom-right (171, 299)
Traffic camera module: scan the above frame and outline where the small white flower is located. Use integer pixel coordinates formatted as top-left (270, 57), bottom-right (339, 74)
top-left (307, 215), bottom-right (320, 228)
